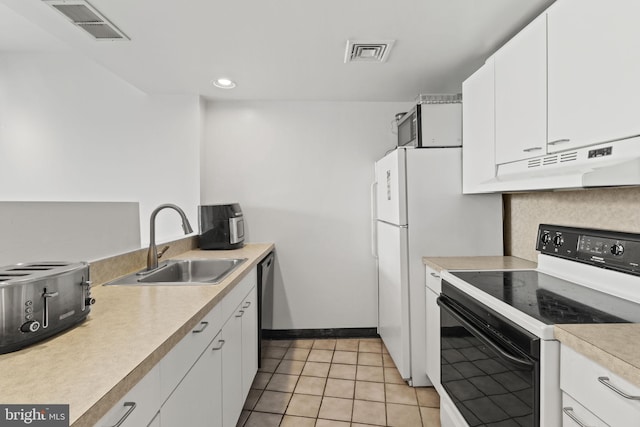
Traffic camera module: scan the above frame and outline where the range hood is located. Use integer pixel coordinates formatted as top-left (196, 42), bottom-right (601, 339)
top-left (482, 136), bottom-right (640, 192)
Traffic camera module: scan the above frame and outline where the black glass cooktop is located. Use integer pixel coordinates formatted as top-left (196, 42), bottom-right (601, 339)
top-left (450, 270), bottom-right (640, 325)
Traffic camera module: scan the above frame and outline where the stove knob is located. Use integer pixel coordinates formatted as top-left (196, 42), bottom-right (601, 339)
top-left (85, 297), bottom-right (96, 306)
top-left (540, 233), bottom-right (552, 244)
top-left (611, 244), bottom-right (625, 256)
top-left (553, 235), bottom-right (564, 247)
top-left (20, 320), bottom-right (40, 333)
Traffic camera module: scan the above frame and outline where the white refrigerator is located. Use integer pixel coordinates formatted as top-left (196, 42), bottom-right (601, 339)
top-left (372, 146), bottom-right (503, 386)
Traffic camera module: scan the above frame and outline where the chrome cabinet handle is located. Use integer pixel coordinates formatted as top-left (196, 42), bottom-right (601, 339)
top-left (242, 301), bottom-right (251, 309)
top-left (430, 272), bottom-right (440, 278)
top-left (212, 340), bottom-right (225, 351)
top-left (522, 146), bottom-right (543, 152)
top-left (192, 321), bottom-right (209, 334)
top-left (598, 376), bottom-right (640, 400)
top-left (562, 407), bottom-right (593, 427)
top-left (235, 310), bottom-right (245, 318)
top-left (548, 138), bottom-right (571, 146)
top-left (107, 402), bottom-right (137, 427)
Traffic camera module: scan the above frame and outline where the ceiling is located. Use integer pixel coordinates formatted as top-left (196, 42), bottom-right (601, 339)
top-left (0, 0), bottom-right (555, 101)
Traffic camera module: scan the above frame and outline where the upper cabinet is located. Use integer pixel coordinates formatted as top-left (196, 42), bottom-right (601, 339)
top-left (547, 0), bottom-right (640, 153)
top-left (494, 13), bottom-right (547, 165)
top-left (462, 0), bottom-right (640, 193)
top-left (462, 57), bottom-right (496, 194)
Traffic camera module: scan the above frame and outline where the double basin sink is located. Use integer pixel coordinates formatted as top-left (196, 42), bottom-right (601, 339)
top-left (106, 258), bottom-right (247, 286)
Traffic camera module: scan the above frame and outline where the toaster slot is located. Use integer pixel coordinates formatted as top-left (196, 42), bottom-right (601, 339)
top-left (42, 288), bottom-right (60, 329)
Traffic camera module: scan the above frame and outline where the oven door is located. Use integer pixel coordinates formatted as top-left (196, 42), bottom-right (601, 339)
top-left (438, 288), bottom-right (540, 427)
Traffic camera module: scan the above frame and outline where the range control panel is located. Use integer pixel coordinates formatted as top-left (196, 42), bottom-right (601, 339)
top-left (536, 224), bottom-right (640, 275)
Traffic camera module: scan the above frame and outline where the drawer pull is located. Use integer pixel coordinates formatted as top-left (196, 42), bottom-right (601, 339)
top-left (107, 402), bottom-right (137, 427)
top-left (598, 376), bottom-right (640, 400)
top-left (235, 310), bottom-right (245, 318)
top-left (562, 407), bottom-right (593, 427)
top-left (243, 301), bottom-right (251, 308)
top-left (430, 272), bottom-right (440, 278)
top-left (522, 146), bottom-right (543, 152)
top-left (548, 138), bottom-right (571, 146)
top-left (192, 321), bottom-right (209, 333)
top-left (212, 340), bottom-right (225, 351)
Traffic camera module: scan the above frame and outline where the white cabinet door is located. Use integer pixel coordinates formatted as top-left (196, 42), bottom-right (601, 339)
top-left (161, 331), bottom-right (223, 427)
top-left (548, 0), bottom-right (640, 153)
top-left (425, 267), bottom-right (441, 394)
top-left (495, 13), bottom-right (547, 164)
top-left (241, 286), bottom-right (258, 400)
top-left (96, 365), bottom-right (161, 427)
top-left (160, 304), bottom-right (222, 403)
top-left (462, 57), bottom-right (496, 194)
top-left (222, 306), bottom-right (244, 427)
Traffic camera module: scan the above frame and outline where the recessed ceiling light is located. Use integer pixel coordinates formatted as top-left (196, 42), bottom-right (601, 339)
top-left (212, 78), bottom-right (236, 89)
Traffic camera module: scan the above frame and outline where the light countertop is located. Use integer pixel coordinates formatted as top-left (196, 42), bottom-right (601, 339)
top-left (0, 243), bottom-right (274, 427)
top-left (423, 255), bottom-right (537, 272)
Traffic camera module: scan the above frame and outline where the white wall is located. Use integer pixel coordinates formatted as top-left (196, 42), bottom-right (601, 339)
top-left (0, 53), bottom-right (201, 251)
top-left (202, 100), bottom-right (411, 330)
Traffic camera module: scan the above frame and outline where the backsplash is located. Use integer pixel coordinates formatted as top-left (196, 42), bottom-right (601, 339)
top-left (504, 187), bottom-right (640, 261)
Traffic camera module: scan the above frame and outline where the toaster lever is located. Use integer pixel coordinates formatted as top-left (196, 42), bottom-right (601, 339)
top-left (42, 290), bottom-right (59, 329)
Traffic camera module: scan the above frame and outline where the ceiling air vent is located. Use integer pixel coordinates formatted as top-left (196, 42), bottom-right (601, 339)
top-left (344, 40), bottom-right (395, 63)
top-left (43, 0), bottom-right (129, 40)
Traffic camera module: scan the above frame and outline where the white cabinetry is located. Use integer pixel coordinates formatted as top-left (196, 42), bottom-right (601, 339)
top-left (425, 266), bottom-right (441, 394)
top-left (560, 345), bottom-right (640, 427)
top-left (494, 13), bottom-right (547, 164)
top-left (222, 306), bottom-right (244, 427)
top-left (96, 365), bottom-right (160, 427)
top-left (462, 57), bottom-right (496, 194)
top-left (241, 286), bottom-right (259, 398)
top-left (547, 0), bottom-right (640, 153)
top-left (161, 330), bottom-right (223, 427)
top-left (222, 282), bottom-right (258, 426)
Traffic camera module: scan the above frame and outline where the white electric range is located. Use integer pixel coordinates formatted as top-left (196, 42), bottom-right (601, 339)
top-left (438, 224), bottom-right (640, 427)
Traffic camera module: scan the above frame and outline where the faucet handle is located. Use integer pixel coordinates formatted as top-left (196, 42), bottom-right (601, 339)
top-left (157, 245), bottom-right (170, 259)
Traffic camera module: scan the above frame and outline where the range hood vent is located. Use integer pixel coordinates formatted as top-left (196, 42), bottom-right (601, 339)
top-left (43, 0), bottom-right (129, 40)
top-left (344, 40), bottom-right (395, 63)
top-left (483, 136), bottom-right (640, 192)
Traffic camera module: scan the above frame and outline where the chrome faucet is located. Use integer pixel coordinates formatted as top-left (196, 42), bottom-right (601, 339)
top-left (145, 204), bottom-right (193, 272)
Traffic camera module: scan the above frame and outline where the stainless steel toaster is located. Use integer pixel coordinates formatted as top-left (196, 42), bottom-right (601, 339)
top-left (0, 261), bottom-right (95, 354)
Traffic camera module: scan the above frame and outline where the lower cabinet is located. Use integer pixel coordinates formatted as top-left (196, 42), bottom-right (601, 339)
top-left (161, 330), bottom-right (223, 427)
top-left (95, 365), bottom-right (161, 427)
top-left (222, 306), bottom-right (244, 427)
top-left (424, 266), bottom-right (442, 394)
top-left (560, 344), bottom-right (640, 427)
top-left (98, 267), bottom-right (259, 427)
top-left (241, 286), bottom-right (259, 398)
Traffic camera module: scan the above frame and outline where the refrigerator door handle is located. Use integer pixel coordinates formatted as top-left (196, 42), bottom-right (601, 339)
top-left (371, 181), bottom-right (378, 258)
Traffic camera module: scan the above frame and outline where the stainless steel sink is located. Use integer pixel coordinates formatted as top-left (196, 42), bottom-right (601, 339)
top-left (105, 258), bottom-right (247, 286)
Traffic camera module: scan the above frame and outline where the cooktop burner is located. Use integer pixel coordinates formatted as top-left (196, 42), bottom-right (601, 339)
top-left (449, 270), bottom-right (640, 325)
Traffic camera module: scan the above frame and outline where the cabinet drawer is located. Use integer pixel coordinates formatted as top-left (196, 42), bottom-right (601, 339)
top-left (561, 345), bottom-right (640, 426)
top-left (221, 268), bottom-right (256, 321)
top-left (425, 266), bottom-right (441, 293)
top-left (562, 393), bottom-right (609, 427)
top-left (160, 304), bottom-right (222, 402)
top-left (96, 365), bottom-right (160, 427)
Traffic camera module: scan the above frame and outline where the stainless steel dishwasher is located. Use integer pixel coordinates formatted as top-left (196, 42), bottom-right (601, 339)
top-left (257, 251), bottom-right (274, 367)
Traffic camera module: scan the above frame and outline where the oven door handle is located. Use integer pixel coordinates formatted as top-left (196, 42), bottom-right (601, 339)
top-left (437, 297), bottom-right (535, 370)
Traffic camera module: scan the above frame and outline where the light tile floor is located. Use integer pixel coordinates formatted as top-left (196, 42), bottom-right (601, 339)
top-left (238, 338), bottom-right (441, 427)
